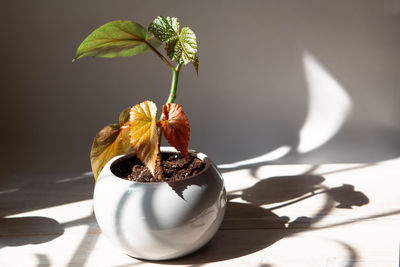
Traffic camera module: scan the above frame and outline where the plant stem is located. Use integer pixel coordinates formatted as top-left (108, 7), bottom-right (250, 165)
top-left (145, 40), bottom-right (175, 71)
top-left (155, 63), bottom-right (182, 179)
top-left (145, 40), bottom-right (182, 179)
top-left (166, 64), bottom-right (182, 105)
top-left (158, 63), bottom-right (182, 141)
top-left (160, 64), bottom-right (182, 120)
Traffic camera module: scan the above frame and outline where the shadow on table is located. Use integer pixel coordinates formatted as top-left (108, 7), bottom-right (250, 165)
top-left (0, 172), bottom-right (91, 250)
top-left (0, 172), bottom-right (94, 218)
top-left (0, 216), bottom-right (64, 248)
top-left (155, 174), bottom-right (370, 265)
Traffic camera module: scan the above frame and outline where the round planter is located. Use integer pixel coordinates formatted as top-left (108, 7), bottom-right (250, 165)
top-left (93, 147), bottom-right (227, 260)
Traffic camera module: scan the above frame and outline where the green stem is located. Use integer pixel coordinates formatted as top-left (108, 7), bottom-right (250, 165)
top-left (158, 63), bottom-right (182, 144)
top-left (155, 63), bottom-right (182, 179)
top-left (143, 41), bottom-right (182, 179)
top-left (166, 64), bottom-right (182, 105)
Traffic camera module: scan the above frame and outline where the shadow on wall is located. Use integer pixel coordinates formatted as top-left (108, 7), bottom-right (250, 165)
top-left (199, 1), bottom-right (400, 166)
top-left (217, 47), bottom-right (392, 168)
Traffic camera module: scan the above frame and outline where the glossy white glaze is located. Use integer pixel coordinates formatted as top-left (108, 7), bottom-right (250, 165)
top-left (93, 147), bottom-right (227, 260)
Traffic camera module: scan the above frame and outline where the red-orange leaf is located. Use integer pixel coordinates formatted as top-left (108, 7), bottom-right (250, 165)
top-left (129, 101), bottom-right (159, 176)
top-left (160, 103), bottom-right (190, 160)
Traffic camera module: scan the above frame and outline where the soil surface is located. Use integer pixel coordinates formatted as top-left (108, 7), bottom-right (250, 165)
top-left (111, 152), bottom-right (206, 183)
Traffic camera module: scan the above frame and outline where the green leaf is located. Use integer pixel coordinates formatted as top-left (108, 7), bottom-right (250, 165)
top-left (148, 16), bottom-right (180, 43)
top-left (90, 109), bottom-right (132, 181)
top-left (149, 16), bottom-right (198, 65)
top-left (174, 27), bottom-right (198, 64)
top-left (74, 20), bottom-right (161, 61)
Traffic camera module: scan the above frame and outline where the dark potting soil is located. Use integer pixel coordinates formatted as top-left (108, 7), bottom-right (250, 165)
top-left (111, 152), bottom-right (206, 183)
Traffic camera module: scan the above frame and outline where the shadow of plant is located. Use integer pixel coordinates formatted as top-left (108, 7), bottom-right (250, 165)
top-left (157, 174), bottom-right (370, 265)
top-left (328, 184), bottom-right (369, 209)
top-left (0, 216), bottom-right (64, 248)
top-left (241, 175), bottom-right (325, 205)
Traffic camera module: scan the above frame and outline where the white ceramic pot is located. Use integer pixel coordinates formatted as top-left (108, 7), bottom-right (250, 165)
top-left (93, 147), bottom-right (227, 260)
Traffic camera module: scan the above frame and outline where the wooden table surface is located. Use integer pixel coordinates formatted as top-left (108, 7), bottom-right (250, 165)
top-left (1, 158), bottom-right (399, 267)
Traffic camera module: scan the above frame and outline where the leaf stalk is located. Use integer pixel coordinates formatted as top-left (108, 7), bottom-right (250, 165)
top-left (145, 40), bottom-right (175, 71)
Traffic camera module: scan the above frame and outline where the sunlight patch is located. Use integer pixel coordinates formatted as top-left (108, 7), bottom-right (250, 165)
top-left (298, 51), bottom-right (352, 153)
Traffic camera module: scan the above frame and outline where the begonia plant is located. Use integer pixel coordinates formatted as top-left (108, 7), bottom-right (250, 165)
top-left (74, 16), bottom-right (198, 181)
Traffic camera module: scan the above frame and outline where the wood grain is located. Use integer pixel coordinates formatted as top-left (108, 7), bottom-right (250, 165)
top-left (1, 160), bottom-right (399, 266)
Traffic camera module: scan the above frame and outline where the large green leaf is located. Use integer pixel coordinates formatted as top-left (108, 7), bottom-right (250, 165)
top-left (149, 16), bottom-right (198, 65)
top-left (90, 107), bottom-right (131, 181)
top-left (74, 20), bottom-right (161, 61)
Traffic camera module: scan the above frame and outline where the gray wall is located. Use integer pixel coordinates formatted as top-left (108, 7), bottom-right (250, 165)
top-left (1, 0), bottom-right (399, 176)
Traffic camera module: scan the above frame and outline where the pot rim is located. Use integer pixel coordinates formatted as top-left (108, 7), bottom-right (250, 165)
top-left (106, 146), bottom-right (212, 185)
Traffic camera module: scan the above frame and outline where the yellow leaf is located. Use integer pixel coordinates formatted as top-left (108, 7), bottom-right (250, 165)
top-left (129, 101), bottom-right (159, 176)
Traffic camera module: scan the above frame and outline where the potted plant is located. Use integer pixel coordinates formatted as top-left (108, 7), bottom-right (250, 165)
top-left (74, 16), bottom-right (227, 260)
